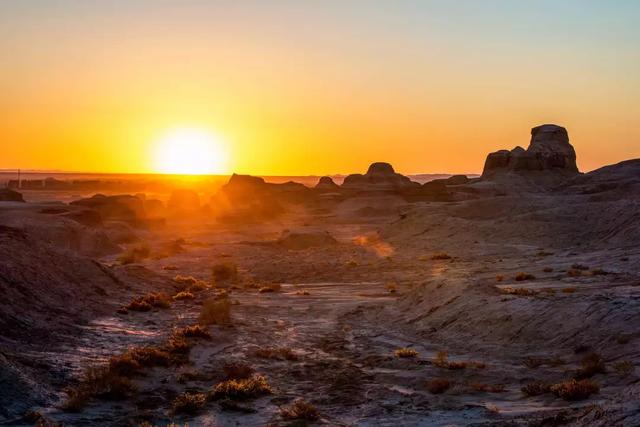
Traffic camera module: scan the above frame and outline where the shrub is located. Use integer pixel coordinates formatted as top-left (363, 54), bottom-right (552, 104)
top-left (433, 351), bottom-right (483, 370)
top-left (514, 272), bottom-right (536, 281)
top-left (394, 348), bottom-right (418, 358)
top-left (173, 291), bottom-right (195, 301)
top-left (503, 287), bottom-right (538, 296)
top-left (495, 275), bottom-right (504, 282)
top-left (128, 346), bottom-right (171, 367)
top-left (212, 262), bottom-right (238, 284)
top-left (613, 361), bottom-right (634, 376)
top-left (295, 290), bottom-right (310, 296)
top-left (550, 379), bottom-right (599, 401)
top-left (198, 298), bottom-right (231, 326)
top-left (175, 324), bottom-right (212, 340)
top-left (575, 353), bottom-right (606, 379)
top-left (521, 381), bottom-right (551, 396)
top-left (223, 362), bottom-right (255, 380)
top-left (471, 383), bottom-right (505, 393)
top-left (591, 268), bottom-right (608, 276)
top-left (254, 347), bottom-right (298, 361)
top-left (174, 275), bottom-right (209, 292)
top-left (426, 378), bottom-right (450, 394)
top-left (562, 287), bottom-right (576, 293)
top-left (571, 263), bottom-right (589, 270)
top-left (163, 265), bottom-right (179, 271)
top-left (209, 375), bottom-right (272, 400)
top-left (118, 243), bottom-right (151, 265)
top-left (280, 399), bottom-right (320, 421)
top-left (567, 269), bottom-right (582, 277)
top-left (543, 267), bottom-right (554, 273)
top-left (386, 282), bottom-right (397, 293)
top-left (171, 392), bottom-right (207, 415)
top-left (126, 292), bottom-right (171, 311)
top-left (62, 366), bottom-right (136, 411)
top-left (431, 252), bottom-right (451, 260)
top-left (259, 283), bottom-right (282, 293)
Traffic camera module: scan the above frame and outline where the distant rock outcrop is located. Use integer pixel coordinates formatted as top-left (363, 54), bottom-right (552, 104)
top-left (342, 162), bottom-right (419, 190)
top-left (482, 124), bottom-right (578, 177)
top-left (0, 188), bottom-right (25, 202)
top-left (315, 176), bottom-right (340, 192)
top-left (70, 194), bottom-right (147, 225)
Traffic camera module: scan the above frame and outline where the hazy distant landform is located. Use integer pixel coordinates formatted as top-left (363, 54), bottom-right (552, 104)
top-left (1, 124), bottom-right (639, 426)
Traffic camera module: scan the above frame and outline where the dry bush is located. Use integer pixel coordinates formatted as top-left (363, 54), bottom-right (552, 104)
top-left (523, 356), bottom-right (565, 369)
top-left (562, 287), bottom-right (576, 293)
top-left (471, 383), bottom-right (505, 393)
top-left (431, 252), bottom-right (452, 260)
top-left (259, 283), bottom-right (282, 293)
top-left (165, 336), bottom-right (191, 357)
top-left (502, 287), bottom-right (538, 296)
top-left (567, 269), bottom-right (582, 277)
top-left (175, 324), bottom-right (212, 340)
top-left (62, 366), bottom-right (136, 411)
top-left (163, 265), bottom-right (179, 271)
top-left (575, 353), bottom-right (606, 379)
top-left (550, 379), bottom-right (599, 401)
top-left (542, 288), bottom-right (556, 295)
top-left (571, 263), bottom-right (589, 271)
top-left (116, 307), bottom-right (129, 315)
top-left (198, 298), bottom-right (231, 325)
top-left (543, 267), bottom-right (554, 273)
top-left (613, 361), bottom-right (634, 376)
top-left (521, 381), bottom-right (551, 396)
top-left (118, 243), bottom-right (151, 265)
top-left (126, 292), bottom-right (171, 311)
top-left (223, 362), bottom-right (255, 380)
top-left (209, 375), bottom-right (273, 400)
top-left (280, 399), bottom-right (320, 421)
top-left (514, 272), bottom-right (536, 281)
top-left (590, 268), bottom-right (609, 276)
top-left (171, 392), bottom-right (207, 415)
top-left (173, 291), bottom-right (195, 301)
top-left (537, 251), bottom-right (554, 257)
top-left (173, 275), bottom-right (209, 292)
top-left (346, 260), bottom-right (358, 267)
top-left (127, 346), bottom-right (172, 367)
top-left (433, 351), bottom-right (483, 370)
top-left (386, 282), bottom-right (397, 293)
top-left (426, 378), bottom-right (451, 394)
top-left (212, 262), bottom-right (238, 285)
top-left (394, 348), bottom-right (418, 358)
top-left (495, 275), bottom-right (504, 282)
top-left (295, 290), bottom-right (310, 296)
top-left (254, 347), bottom-right (299, 361)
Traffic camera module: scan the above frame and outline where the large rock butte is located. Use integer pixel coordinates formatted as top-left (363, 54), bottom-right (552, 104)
top-left (342, 162), bottom-right (418, 190)
top-left (482, 124), bottom-right (578, 177)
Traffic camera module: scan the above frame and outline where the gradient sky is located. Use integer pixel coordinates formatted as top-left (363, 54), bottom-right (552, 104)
top-left (1, 0), bottom-right (639, 175)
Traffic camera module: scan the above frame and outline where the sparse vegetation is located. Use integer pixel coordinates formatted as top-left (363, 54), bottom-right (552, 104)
top-left (590, 268), bottom-right (609, 276)
top-left (502, 287), bottom-right (538, 296)
top-left (521, 381), bottom-right (551, 396)
top-left (223, 361), bottom-right (255, 380)
top-left (394, 347), bottom-right (418, 358)
top-left (280, 399), bottom-right (320, 421)
top-left (126, 292), bottom-right (171, 311)
top-left (426, 378), bottom-right (451, 394)
top-left (254, 347), bottom-right (299, 361)
top-left (550, 379), bottom-right (599, 401)
top-left (543, 267), bottom-right (554, 272)
top-left (173, 275), bottom-right (209, 292)
top-left (495, 274), bottom-right (504, 282)
top-left (514, 272), bottom-right (536, 281)
top-left (171, 392), bottom-right (207, 415)
top-left (470, 383), bottom-right (505, 393)
top-left (613, 361), bottom-right (634, 376)
top-left (175, 324), bottom-right (212, 340)
top-left (386, 282), bottom-right (397, 293)
top-left (571, 263), bottom-right (589, 270)
top-left (575, 352), bottom-right (606, 379)
top-left (117, 243), bottom-right (151, 265)
top-left (198, 298), bottom-right (231, 325)
top-left (259, 283), bottom-right (282, 293)
top-left (209, 375), bottom-right (273, 400)
top-left (173, 290), bottom-right (194, 301)
top-left (567, 268), bottom-right (582, 277)
top-left (433, 351), bottom-right (484, 370)
top-left (212, 262), bottom-right (238, 285)
top-left (562, 287), bottom-right (576, 293)
top-left (431, 252), bottom-right (451, 260)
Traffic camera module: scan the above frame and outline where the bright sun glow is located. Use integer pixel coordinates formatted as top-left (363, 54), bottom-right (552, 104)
top-left (153, 128), bottom-right (228, 175)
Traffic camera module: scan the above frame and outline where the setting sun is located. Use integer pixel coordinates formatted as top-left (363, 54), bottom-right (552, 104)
top-left (152, 128), bottom-right (229, 175)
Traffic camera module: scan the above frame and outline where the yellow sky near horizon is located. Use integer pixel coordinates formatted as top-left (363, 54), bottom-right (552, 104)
top-left (1, 1), bottom-right (639, 176)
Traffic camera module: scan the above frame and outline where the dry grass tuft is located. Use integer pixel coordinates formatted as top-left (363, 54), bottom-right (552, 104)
top-left (567, 268), bottom-right (582, 277)
top-left (575, 353), bottom-right (606, 379)
top-left (254, 347), bottom-right (299, 361)
top-left (571, 263), bottom-right (589, 270)
top-left (171, 392), bottom-right (207, 415)
top-left (386, 282), bottom-right (398, 293)
top-left (514, 272), bottom-right (536, 281)
top-left (173, 291), bottom-right (195, 301)
top-left (495, 275), bottom-right (504, 282)
top-left (118, 243), bottom-right (151, 265)
top-left (280, 399), bottom-right (320, 421)
top-left (295, 290), bottom-right (311, 296)
top-left (562, 287), bottom-right (577, 293)
top-left (590, 268), bottom-right (609, 276)
top-left (175, 324), bottom-right (212, 340)
top-left (259, 283), bottom-right (282, 293)
top-left (543, 267), bottom-right (554, 273)
top-left (613, 361), bottom-right (634, 376)
top-left (394, 347), bottom-right (419, 358)
top-left (502, 287), bottom-right (538, 296)
top-left (431, 252), bottom-right (452, 260)
top-left (521, 381), bottom-right (551, 396)
top-left (198, 298), bottom-right (231, 325)
top-left (433, 351), bottom-right (484, 370)
top-left (550, 379), bottom-right (599, 401)
top-left (209, 375), bottom-right (273, 400)
top-left (212, 262), bottom-right (238, 285)
top-left (223, 362), bottom-right (255, 380)
top-left (471, 383), bottom-right (505, 393)
top-left (126, 292), bottom-right (171, 311)
top-left (426, 378), bottom-right (451, 394)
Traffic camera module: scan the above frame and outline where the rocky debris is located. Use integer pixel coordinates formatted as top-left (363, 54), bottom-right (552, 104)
top-left (342, 162), bottom-right (419, 190)
top-left (0, 188), bottom-right (25, 202)
top-left (276, 230), bottom-right (338, 250)
top-left (315, 176), bottom-right (340, 191)
top-left (482, 124), bottom-right (579, 177)
top-left (565, 159), bottom-right (640, 195)
top-left (70, 194), bottom-right (147, 225)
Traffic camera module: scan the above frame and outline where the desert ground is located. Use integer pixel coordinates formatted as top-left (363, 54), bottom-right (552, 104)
top-left (1, 125), bottom-right (639, 426)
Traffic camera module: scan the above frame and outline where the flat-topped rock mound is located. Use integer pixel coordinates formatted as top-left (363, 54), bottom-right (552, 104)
top-left (342, 162), bottom-right (419, 190)
top-left (482, 124), bottom-right (578, 178)
top-left (0, 188), bottom-right (25, 202)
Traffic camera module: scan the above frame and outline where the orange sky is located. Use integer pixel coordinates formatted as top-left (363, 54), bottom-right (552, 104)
top-left (1, 1), bottom-right (639, 175)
